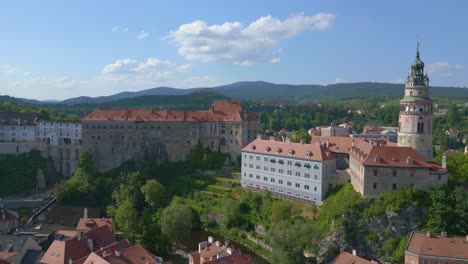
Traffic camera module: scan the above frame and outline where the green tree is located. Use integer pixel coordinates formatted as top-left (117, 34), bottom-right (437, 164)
top-left (447, 104), bottom-right (460, 128)
top-left (139, 208), bottom-right (172, 256)
top-left (222, 199), bottom-right (242, 229)
top-left (271, 200), bottom-right (294, 224)
top-left (140, 179), bottom-right (166, 208)
top-left (291, 129), bottom-right (311, 143)
top-left (114, 198), bottom-right (139, 240)
top-left (268, 220), bottom-right (319, 264)
top-left (159, 204), bottom-right (193, 243)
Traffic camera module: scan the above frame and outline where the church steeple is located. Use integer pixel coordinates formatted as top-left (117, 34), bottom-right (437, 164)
top-left (407, 43), bottom-right (429, 89)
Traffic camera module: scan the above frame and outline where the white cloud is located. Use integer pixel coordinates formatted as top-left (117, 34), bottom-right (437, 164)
top-left (136, 30), bottom-right (150, 39)
top-left (166, 12), bottom-right (335, 64)
top-left (134, 58), bottom-right (173, 73)
top-left (102, 59), bottom-right (138, 74)
top-left (426, 62), bottom-right (464, 75)
top-left (112, 26), bottom-right (129, 33)
top-left (177, 64), bottom-right (192, 73)
top-left (270, 58), bottom-right (281, 64)
top-left (335, 77), bottom-right (348, 83)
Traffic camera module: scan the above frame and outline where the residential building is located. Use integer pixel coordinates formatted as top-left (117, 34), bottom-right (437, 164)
top-left (76, 217), bottom-right (113, 237)
top-left (241, 137), bottom-right (337, 204)
top-left (321, 123), bottom-right (353, 137)
top-left (80, 244), bottom-right (161, 264)
top-left (82, 100), bottom-right (260, 172)
top-left (330, 250), bottom-right (373, 264)
top-left (189, 237), bottom-right (251, 264)
top-left (0, 235), bottom-right (42, 264)
top-left (405, 231), bottom-right (468, 263)
top-left (0, 113), bottom-right (38, 142)
top-left (0, 202), bottom-right (19, 231)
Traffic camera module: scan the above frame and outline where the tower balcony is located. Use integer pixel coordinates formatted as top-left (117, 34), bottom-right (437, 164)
top-left (399, 111), bottom-right (433, 115)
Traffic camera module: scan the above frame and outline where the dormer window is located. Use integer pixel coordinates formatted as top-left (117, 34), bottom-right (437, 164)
top-left (407, 156), bottom-right (413, 165)
top-left (250, 145), bottom-right (256, 150)
top-left (275, 148), bottom-right (282, 154)
top-left (374, 155), bottom-right (381, 163)
top-left (288, 149), bottom-right (294, 155)
top-left (264, 147), bottom-right (271, 152)
top-left (306, 151), bottom-right (312, 157)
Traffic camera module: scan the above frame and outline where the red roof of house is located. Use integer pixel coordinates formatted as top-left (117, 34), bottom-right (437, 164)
top-left (76, 218), bottom-right (113, 233)
top-left (40, 226), bottom-right (116, 264)
top-left (204, 251), bottom-right (251, 264)
top-left (83, 100), bottom-right (257, 123)
top-left (0, 252), bottom-right (17, 262)
top-left (351, 139), bottom-right (432, 168)
top-left (311, 136), bottom-right (355, 154)
top-left (242, 139), bottom-right (336, 161)
top-left (330, 251), bottom-right (373, 264)
top-left (81, 244), bottom-right (156, 264)
top-left (406, 232), bottom-right (468, 259)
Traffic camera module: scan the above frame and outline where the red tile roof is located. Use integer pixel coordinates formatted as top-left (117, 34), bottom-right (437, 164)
top-left (40, 226), bottom-right (116, 264)
top-left (311, 136), bottom-right (355, 154)
top-left (330, 251), bottom-right (373, 264)
top-left (81, 244), bottom-right (156, 264)
top-left (0, 252), bottom-right (17, 262)
top-left (242, 139), bottom-right (336, 161)
top-left (406, 232), bottom-right (468, 259)
top-left (76, 218), bottom-right (113, 234)
top-left (83, 100), bottom-right (257, 123)
top-left (351, 139), bottom-right (432, 168)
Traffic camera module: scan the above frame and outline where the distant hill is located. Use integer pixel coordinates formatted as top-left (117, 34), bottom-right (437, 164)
top-left (2, 81), bottom-right (468, 105)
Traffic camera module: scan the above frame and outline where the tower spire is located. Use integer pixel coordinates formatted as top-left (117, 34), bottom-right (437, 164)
top-left (416, 42), bottom-right (420, 59)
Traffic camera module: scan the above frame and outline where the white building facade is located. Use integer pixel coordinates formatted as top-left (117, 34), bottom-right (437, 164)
top-left (36, 120), bottom-right (82, 146)
top-left (241, 138), bottom-right (336, 204)
top-left (0, 113), bottom-right (39, 142)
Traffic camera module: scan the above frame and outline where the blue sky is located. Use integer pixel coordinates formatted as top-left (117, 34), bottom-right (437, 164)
top-left (0, 0), bottom-right (467, 100)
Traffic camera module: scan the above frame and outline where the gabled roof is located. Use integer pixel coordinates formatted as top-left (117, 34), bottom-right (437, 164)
top-left (311, 136), bottom-right (354, 154)
top-left (76, 218), bottom-right (113, 233)
top-left (83, 100), bottom-right (250, 123)
top-left (40, 226), bottom-right (116, 264)
top-left (330, 251), bottom-right (372, 264)
top-left (242, 139), bottom-right (336, 161)
top-left (81, 244), bottom-right (156, 264)
top-left (406, 232), bottom-right (468, 260)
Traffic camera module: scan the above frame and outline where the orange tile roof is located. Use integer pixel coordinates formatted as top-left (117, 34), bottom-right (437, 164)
top-left (351, 140), bottom-right (432, 168)
top-left (311, 136), bottom-right (355, 154)
top-left (82, 244), bottom-right (156, 264)
top-left (204, 252), bottom-right (251, 264)
top-left (0, 252), bottom-right (17, 261)
top-left (40, 226), bottom-right (116, 264)
top-left (76, 218), bottom-right (113, 233)
top-left (242, 139), bottom-right (336, 161)
top-left (56, 230), bottom-right (77, 238)
top-left (82, 100), bottom-right (256, 123)
top-left (330, 251), bottom-right (373, 264)
top-left (406, 232), bottom-right (468, 259)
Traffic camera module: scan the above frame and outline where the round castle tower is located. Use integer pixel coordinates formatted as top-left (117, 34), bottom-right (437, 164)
top-left (397, 43), bottom-right (433, 161)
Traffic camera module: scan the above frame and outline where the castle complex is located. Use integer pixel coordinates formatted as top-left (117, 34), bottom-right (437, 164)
top-left (82, 100), bottom-right (260, 172)
top-left (241, 45), bottom-right (448, 202)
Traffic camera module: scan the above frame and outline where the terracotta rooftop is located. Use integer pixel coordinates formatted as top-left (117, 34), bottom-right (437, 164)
top-left (81, 244), bottom-right (157, 264)
top-left (311, 136), bottom-right (355, 154)
top-left (76, 218), bottom-right (113, 234)
top-left (40, 226), bottom-right (116, 264)
top-left (242, 139), bottom-right (336, 161)
top-left (83, 100), bottom-right (257, 123)
top-left (0, 252), bottom-right (17, 262)
top-left (406, 231), bottom-right (468, 260)
top-left (43, 205), bottom-right (102, 229)
top-left (330, 251), bottom-right (373, 264)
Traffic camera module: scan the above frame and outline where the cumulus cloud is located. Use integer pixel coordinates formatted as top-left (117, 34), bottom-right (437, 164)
top-left (1, 58), bottom-right (218, 100)
top-left (112, 26), bottom-right (129, 33)
top-left (136, 30), bottom-right (150, 39)
top-left (177, 64), bottom-right (192, 73)
top-left (166, 12), bottom-right (335, 64)
top-left (270, 58), bottom-right (281, 64)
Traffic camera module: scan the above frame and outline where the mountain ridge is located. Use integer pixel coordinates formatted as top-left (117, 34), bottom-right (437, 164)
top-left (2, 81), bottom-right (467, 105)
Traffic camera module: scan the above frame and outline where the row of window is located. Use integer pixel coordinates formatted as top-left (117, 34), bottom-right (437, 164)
top-left (244, 155), bottom-right (320, 169)
top-left (246, 174), bottom-right (318, 191)
top-left (0, 133), bottom-right (29, 136)
top-left (244, 164), bottom-right (320, 179)
top-left (245, 183), bottom-right (317, 201)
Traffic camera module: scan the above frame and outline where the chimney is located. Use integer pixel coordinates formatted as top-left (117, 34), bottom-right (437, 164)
top-left (227, 247), bottom-right (234, 256)
top-left (208, 236), bottom-right (214, 244)
top-left (326, 140), bottom-right (329, 148)
top-left (215, 241), bottom-right (221, 247)
top-left (115, 250), bottom-right (121, 257)
top-left (84, 207), bottom-right (88, 219)
top-left (270, 136), bottom-right (276, 141)
top-left (352, 249), bottom-right (357, 256)
top-left (426, 231), bottom-right (431, 238)
top-left (442, 152), bottom-right (447, 169)
top-left (68, 258), bottom-right (73, 264)
top-left (441, 231), bottom-right (447, 237)
top-left (300, 139), bottom-right (306, 144)
top-left (256, 134), bottom-right (262, 140)
top-left (87, 239), bottom-right (94, 251)
top-left (285, 137), bottom-right (291, 143)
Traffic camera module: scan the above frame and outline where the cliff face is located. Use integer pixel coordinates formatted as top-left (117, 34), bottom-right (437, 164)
top-left (317, 196), bottom-right (427, 263)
